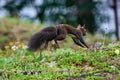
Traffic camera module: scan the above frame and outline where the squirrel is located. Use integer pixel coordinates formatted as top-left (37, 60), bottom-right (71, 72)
top-left (28, 24), bottom-right (88, 51)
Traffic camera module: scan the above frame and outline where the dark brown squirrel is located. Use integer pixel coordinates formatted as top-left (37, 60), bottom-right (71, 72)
top-left (28, 24), bottom-right (88, 51)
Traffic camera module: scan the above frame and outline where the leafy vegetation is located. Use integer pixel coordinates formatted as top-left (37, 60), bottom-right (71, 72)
top-left (0, 41), bottom-right (120, 80)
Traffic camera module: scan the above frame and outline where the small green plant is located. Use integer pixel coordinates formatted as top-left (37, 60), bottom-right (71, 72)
top-left (85, 76), bottom-right (103, 80)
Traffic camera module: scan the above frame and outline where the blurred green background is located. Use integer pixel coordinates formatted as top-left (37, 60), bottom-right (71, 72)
top-left (0, 0), bottom-right (119, 49)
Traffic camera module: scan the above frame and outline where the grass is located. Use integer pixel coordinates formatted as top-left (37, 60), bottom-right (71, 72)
top-left (0, 41), bottom-right (120, 80)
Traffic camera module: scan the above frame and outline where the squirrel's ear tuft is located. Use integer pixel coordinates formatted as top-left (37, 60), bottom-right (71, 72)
top-left (82, 24), bottom-right (85, 28)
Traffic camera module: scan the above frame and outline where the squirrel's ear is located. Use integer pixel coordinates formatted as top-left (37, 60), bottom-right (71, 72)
top-left (77, 24), bottom-right (82, 29)
top-left (82, 24), bottom-right (85, 28)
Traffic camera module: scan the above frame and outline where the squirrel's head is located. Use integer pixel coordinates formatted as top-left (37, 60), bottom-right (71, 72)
top-left (77, 24), bottom-right (87, 36)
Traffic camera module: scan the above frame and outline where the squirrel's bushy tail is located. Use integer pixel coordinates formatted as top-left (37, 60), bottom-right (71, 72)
top-left (28, 32), bottom-right (47, 51)
top-left (28, 26), bottom-right (58, 51)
